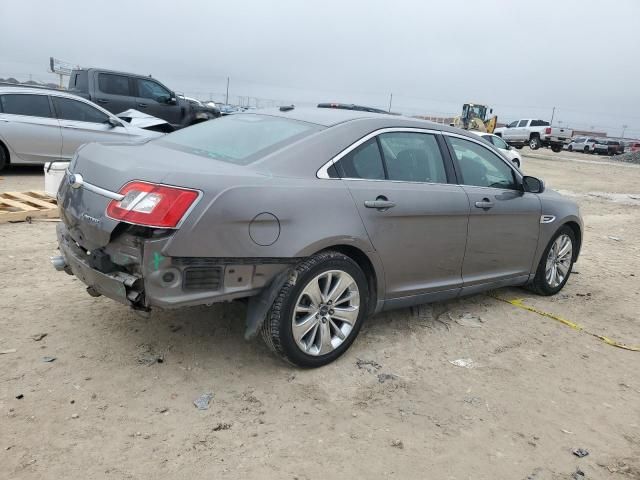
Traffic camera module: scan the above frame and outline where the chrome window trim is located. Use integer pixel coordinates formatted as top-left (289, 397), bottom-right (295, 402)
top-left (316, 127), bottom-right (442, 180)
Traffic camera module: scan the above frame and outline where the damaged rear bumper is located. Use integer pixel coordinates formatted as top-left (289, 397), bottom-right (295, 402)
top-left (54, 222), bottom-right (296, 311)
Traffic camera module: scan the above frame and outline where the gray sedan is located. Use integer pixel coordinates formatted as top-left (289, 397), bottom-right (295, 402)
top-left (53, 107), bottom-right (583, 367)
top-left (0, 87), bottom-right (160, 171)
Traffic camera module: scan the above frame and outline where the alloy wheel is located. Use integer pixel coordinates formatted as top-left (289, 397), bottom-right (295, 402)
top-left (291, 270), bottom-right (360, 356)
top-left (545, 234), bottom-right (573, 288)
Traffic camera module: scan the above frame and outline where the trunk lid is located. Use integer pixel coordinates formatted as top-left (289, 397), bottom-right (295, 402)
top-left (60, 140), bottom-right (259, 251)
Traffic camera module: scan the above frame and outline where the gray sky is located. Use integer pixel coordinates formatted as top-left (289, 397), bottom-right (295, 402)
top-left (1, 0), bottom-right (639, 136)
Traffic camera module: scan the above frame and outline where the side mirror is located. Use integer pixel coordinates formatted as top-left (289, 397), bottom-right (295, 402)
top-left (106, 117), bottom-right (122, 128)
top-left (506, 144), bottom-right (512, 150)
top-left (168, 93), bottom-right (177, 105)
top-left (523, 176), bottom-right (545, 193)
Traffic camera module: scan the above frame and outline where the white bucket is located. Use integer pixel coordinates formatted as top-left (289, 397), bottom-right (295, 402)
top-left (44, 162), bottom-right (69, 198)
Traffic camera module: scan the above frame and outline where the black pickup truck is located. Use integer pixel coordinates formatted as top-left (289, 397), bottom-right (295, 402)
top-left (67, 68), bottom-right (219, 129)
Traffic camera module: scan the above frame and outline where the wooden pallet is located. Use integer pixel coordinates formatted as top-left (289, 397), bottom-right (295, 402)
top-left (0, 191), bottom-right (58, 224)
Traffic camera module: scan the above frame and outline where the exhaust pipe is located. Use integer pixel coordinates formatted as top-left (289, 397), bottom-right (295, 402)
top-left (51, 255), bottom-right (67, 271)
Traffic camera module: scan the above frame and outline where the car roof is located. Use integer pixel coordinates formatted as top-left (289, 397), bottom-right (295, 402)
top-left (239, 106), bottom-right (457, 131)
top-left (0, 86), bottom-right (85, 99)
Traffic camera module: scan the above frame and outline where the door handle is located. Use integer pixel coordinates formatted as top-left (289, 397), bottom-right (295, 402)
top-left (474, 198), bottom-right (494, 209)
top-left (364, 196), bottom-right (395, 211)
top-left (96, 99), bottom-right (108, 104)
top-left (137, 103), bottom-right (148, 108)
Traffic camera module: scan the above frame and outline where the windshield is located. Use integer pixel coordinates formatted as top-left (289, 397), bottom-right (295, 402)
top-left (159, 114), bottom-right (320, 165)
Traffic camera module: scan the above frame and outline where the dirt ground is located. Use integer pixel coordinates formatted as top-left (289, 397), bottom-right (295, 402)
top-left (1, 149), bottom-right (639, 480)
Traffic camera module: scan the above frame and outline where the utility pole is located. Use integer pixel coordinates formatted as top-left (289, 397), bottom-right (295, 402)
top-left (550, 106), bottom-right (555, 125)
top-left (388, 93), bottom-right (393, 113)
top-left (621, 125), bottom-right (628, 138)
top-left (225, 77), bottom-right (229, 105)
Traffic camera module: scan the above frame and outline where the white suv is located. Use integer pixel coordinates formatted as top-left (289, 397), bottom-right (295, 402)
top-left (567, 137), bottom-right (597, 153)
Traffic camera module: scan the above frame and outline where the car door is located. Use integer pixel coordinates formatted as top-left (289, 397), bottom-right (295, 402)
top-left (333, 129), bottom-right (470, 302)
top-left (514, 119), bottom-right (530, 142)
top-left (0, 93), bottom-right (62, 164)
top-left (445, 134), bottom-right (541, 288)
top-left (135, 77), bottom-right (182, 126)
top-left (51, 96), bottom-right (133, 159)
top-left (94, 72), bottom-right (137, 114)
top-left (500, 121), bottom-right (515, 142)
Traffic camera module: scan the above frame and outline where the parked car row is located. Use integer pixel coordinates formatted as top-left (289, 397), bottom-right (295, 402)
top-left (567, 136), bottom-right (626, 155)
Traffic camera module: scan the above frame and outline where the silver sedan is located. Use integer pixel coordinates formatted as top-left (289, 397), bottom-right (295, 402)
top-left (53, 107), bottom-right (583, 367)
top-left (0, 87), bottom-right (160, 171)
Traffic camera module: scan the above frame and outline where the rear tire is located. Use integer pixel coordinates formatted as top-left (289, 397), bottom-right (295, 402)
top-left (529, 136), bottom-right (541, 150)
top-left (529, 226), bottom-right (576, 296)
top-left (568, 145), bottom-right (573, 152)
top-left (515, 145), bottom-right (523, 150)
top-left (261, 251), bottom-right (369, 368)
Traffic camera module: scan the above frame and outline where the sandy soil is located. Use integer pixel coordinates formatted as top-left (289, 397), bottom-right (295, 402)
top-left (1, 151), bottom-right (639, 480)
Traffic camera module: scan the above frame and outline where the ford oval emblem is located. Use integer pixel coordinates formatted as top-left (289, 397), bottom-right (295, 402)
top-left (68, 173), bottom-right (84, 189)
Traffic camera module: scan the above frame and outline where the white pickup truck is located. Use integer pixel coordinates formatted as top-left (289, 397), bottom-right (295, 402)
top-left (493, 119), bottom-right (573, 152)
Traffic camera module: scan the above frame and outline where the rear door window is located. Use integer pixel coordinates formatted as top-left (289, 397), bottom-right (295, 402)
top-left (335, 138), bottom-right (385, 180)
top-left (52, 97), bottom-right (110, 123)
top-left (378, 132), bottom-right (447, 183)
top-left (0, 94), bottom-right (52, 118)
top-left (98, 73), bottom-right (131, 96)
top-left (517, 120), bottom-right (529, 127)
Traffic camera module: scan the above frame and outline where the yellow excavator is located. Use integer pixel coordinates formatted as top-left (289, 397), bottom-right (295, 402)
top-left (451, 103), bottom-right (498, 133)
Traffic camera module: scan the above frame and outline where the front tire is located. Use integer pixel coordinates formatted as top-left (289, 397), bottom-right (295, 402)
top-left (512, 159), bottom-right (521, 168)
top-left (261, 251), bottom-right (368, 367)
top-left (529, 226), bottom-right (576, 296)
top-left (568, 145), bottom-right (573, 152)
top-left (551, 144), bottom-right (562, 152)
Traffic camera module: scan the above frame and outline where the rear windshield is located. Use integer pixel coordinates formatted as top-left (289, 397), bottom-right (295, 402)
top-left (159, 114), bottom-right (320, 165)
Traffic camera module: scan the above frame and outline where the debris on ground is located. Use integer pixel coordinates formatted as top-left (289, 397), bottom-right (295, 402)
top-left (169, 325), bottom-right (182, 333)
top-left (377, 373), bottom-right (397, 383)
top-left (15, 394), bottom-right (24, 399)
top-left (449, 358), bottom-right (476, 369)
top-left (213, 422), bottom-right (232, 431)
top-left (0, 349), bottom-right (17, 354)
top-left (572, 448), bottom-right (589, 458)
top-left (561, 429), bottom-right (574, 434)
top-left (42, 356), bottom-right (56, 362)
top-left (571, 468), bottom-right (585, 479)
top-left (355, 358), bottom-right (382, 373)
top-left (136, 344), bottom-right (165, 365)
top-left (454, 312), bottom-right (484, 328)
top-left (71, 413), bottom-right (79, 419)
top-left (30, 333), bottom-right (47, 341)
top-left (390, 439), bottom-right (404, 449)
top-left (193, 393), bottom-right (213, 410)
top-left (608, 235), bottom-right (622, 241)
top-left (613, 151), bottom-right (640, 165)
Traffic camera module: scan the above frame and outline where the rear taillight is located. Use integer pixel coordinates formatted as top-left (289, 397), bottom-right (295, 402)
top-left (106, 181), bottom-right (199, 228)
top-left (545, 127), bottom-right (552, 134)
